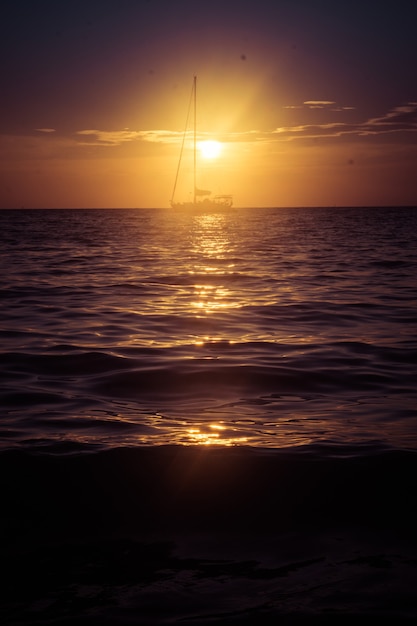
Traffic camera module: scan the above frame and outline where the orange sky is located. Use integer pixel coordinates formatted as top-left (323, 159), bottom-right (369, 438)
top-left (1, 1), bottom-right (416, 208)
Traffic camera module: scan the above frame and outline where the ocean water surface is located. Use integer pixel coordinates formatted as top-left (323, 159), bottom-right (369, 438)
top-left (1, 206), bottom-right (416, 453)
top-left (3, 206), bottom-right (417, 624)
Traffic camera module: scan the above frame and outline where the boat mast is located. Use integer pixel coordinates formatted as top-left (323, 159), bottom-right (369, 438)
top-left (171, 75), bottom-right (233, 208)
top-left (193, 75), bottom-right (197, 206)
top-left (171, 77), bottom-right (194, 206)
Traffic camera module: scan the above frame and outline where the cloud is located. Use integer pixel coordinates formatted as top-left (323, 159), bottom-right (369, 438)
top-left (272, 102), bottom-right (417, 142)
top-left (329, 106), bottom-right (357, 112)
top-left (137, 130), bottom-right (183, 144)
top-left (35, 128), bottom-right (56, 133)
top-left (285, 101), bottom-right (355, 112)
top-left (304, 100), bottom-right (336, 108)
top-left (75, 128), bottom-right (184, 146)
top-left (76, 129), bottom-right (143, 146)
top-left (69, 103), bottom-right (417, 150)
top-left (366, 104), bottom-right (417, 132)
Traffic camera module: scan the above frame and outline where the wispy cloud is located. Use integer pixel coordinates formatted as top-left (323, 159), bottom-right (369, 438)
top-left (366, 103), bottom-right (417, 131)
top-left (76, 128), bottom-right (183, 146)
top-left (35, 128), bottom-right (56, 133)
top-left (284, 101), bottom-right (354, 112)
top-left (304, 100), bottom-right (336, 108)
top-left (69, 102), bottom-right (417, 149)
top-left (272, 102), bottom-right (417, 142)
top-left (76, 129), bottom-right (143, 145)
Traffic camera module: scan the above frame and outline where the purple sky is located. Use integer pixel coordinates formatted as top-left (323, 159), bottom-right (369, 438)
top-left (1, 0), bottom-right (416, 207)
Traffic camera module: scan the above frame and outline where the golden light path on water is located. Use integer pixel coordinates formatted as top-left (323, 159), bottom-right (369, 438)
top-left (183, 212), bottom-right (248, 445)
top-left (189, 213), bottom-right (241, 316)
top-left (110, 211), bottom-right (327, 448)
top-left (175, 213), bottom-right (326, 448)
top-left (186, 424), bottom-right (249, 446)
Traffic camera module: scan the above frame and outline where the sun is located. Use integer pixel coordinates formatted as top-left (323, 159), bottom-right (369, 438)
top-left (199, 140), bottom-right (222, 159)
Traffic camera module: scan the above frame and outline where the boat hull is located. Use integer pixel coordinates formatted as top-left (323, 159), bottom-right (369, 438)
top-left (171, 196), bottom-right (233, 209)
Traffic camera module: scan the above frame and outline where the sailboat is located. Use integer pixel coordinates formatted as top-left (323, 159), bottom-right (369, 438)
top-left (170, 76), bottom-right (233, 209)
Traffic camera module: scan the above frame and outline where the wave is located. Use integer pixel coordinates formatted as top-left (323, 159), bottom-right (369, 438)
top-left (1, 337), bottom-right (416, 452)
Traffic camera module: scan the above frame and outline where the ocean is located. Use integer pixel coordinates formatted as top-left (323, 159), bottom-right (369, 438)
top-left (2, 206), bottom-right (417, 452)
top-left (1, 206), bottom-right (417, 624)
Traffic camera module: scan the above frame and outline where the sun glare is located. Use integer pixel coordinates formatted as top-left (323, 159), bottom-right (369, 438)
top-left (199, 140), bottom-right (222, 159)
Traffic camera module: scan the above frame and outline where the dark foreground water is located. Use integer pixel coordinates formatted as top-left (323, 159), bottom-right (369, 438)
top-left (1, 206), bottom-right (417, 623)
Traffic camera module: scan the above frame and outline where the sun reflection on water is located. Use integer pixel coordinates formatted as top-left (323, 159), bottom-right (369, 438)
top-left (185, 423), bottom-right (248, 446)
top-left (189, 212), bottom-right (241, 315)
top-left (191, 213), bottom-right (232, 259)
top-left (191, 284), bottom-right (240, 313)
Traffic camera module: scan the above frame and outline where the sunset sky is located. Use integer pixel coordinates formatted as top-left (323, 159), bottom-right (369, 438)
top-left (1, 0), bottom-right (416, 208)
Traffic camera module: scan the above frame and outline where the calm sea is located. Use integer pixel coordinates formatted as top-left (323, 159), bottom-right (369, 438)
top-left (1, 206), bottom-right (416, 454)
top-left (2, 206), bottom-right (417, 624)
